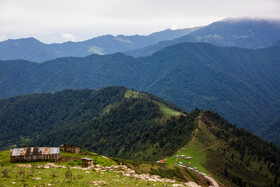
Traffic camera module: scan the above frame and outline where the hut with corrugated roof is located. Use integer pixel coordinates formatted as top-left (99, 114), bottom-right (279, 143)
top-left (10, 147), bottom-right (61, 163)
top-left (82, 157), bottom-right (93, 167)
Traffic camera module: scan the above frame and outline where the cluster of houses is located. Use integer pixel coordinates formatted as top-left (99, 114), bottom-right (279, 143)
top-left (156, 149), bottom-right (209, 177)
top-left (10, 144), bottom-right (93, 168)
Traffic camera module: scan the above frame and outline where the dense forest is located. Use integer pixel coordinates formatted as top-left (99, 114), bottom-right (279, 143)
top-left (0, 87), bottom-right (126, 150)
top-left (32, 98), bottom-right (197, 161)
top-left (0, 86), bottom-right (195, 161)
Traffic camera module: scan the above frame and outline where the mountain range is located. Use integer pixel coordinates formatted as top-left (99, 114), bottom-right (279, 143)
top-left (0, 27), bottom-right (198, 62)
top-left (1, 18), bottom-right (280, 62)
top-left (0, 87), bottom-right (279, 186)
top-left (1, 41), bottom-right (280, 146)
top-left (126, 18), bottom-right (280, 57)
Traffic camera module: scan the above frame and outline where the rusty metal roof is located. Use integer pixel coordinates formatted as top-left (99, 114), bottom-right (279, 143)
top-left (10, 147), bottom-right (60, 156)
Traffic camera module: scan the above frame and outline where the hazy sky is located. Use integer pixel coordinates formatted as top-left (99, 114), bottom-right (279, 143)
top-left (0, 0), bottom-right (279, 43)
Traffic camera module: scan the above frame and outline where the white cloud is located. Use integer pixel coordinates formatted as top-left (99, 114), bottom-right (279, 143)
top-left (0, 34), bottom-right (8, 42)
top-left (61, 33), bottom-right (77, 42)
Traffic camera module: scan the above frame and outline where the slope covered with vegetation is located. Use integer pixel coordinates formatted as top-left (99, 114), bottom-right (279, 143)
top-left (0, 87), bottom-right (196, 162)
top-left (1, 87), bottom-right (280, 186)
top-left (0, 87), bottom-right (127, 150)
top-left (166, 110), bottom-right (280, 187)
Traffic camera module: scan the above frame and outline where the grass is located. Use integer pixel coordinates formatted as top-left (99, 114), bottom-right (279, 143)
top-left (60, 151), bottom-right (117, 167)
top-left (0, 150), bottom-right (195, 186)
top-left (165, 119), bottom-right (211, 175)
top-left (0, 165), bottom-right (181, 186)
top-left (125, 90), bottom-right (183, 117)
top-left (125, 90), bottom-right (142, 99)
top-left (154, 101), bottom-right (183, 117)
top-left (166, 143), bottom-right (208, 174)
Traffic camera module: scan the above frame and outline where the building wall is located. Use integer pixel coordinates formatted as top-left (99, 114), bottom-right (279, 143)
top-left (11, 154), bottom-right (61, 163)
top-left (82, 160), bottom-right (93, 167)
top-left (64, 144), bottom-right (80, 153)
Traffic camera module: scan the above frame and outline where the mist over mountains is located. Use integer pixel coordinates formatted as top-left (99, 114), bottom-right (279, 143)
top-left (1, 18), bottom-right (280, 62)
top-left (0, 27), bottom-right (198, 62)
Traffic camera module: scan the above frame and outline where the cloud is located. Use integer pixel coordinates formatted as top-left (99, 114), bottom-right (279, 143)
top-left (0, 0), bottom-right (279, 43)
top-left (0, 34), bottom-right (8, 42)
top-left (61, 33), bottom-right (77, 42)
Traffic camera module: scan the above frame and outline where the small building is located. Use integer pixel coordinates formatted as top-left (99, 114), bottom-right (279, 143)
top-left (63, 144), bottom-right (80, 153)
top-left (10, 147), bottom-right (61, 163)
top-left (82, 157), bottom-right (93, 167)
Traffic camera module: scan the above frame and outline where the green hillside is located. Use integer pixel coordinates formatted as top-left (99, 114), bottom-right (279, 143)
top-left (0, 87), bottom-right (280, 186)
top-left (0, 87), bottom-right (196, 162)
top-left (0, 149), bottom-right (205, 186)
top-left (166, 110), bottom-right (280, 187)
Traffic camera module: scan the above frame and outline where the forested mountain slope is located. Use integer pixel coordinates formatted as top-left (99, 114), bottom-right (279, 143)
top-left (0, 86), bottom-right (195, 161)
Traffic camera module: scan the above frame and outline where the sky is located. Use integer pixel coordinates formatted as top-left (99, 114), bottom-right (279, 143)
top-left (0, 0), bottom-right (280, 43)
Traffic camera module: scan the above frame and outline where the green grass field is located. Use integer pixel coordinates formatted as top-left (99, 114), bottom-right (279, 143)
top-left (0, 150), bottom-right (194, 186)
top-left (166, 142), bottom-right (208, 174)
top-left (0, 165), bottom-right (181, 186)
top-left (154, 101), bottom-right (183, 117)
top-left (165, 121), bottom-right (211, 175)
top-left (125, 90), bottom-right (183, 117)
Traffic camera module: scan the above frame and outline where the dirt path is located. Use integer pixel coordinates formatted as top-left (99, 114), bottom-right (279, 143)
top-left (204, 175), bottom-right (219, 187)
top-left (189, 117), bottom-right (203, 147)
top-left (189, 135), bottom-right (196, 146)
top-left (174, 157), bottom-right (179, 165)
top-left (179, 168), bottom-right (191, 181)
top-left (197, 143), bottom-right (219, 153)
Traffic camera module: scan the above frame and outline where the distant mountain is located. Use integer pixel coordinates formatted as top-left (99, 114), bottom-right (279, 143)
top-left (0, 28), bottom-right (197, 62)
top-left (125, 35), bottom-right (198, 57)
top-left (125, 18), bottom-right (280, 57)
top-left (0, 37), bottom-right (58, 62)
top-left (0, 87), bottom-right (279, 186)
top-left (189, 18), bottom-right (280, 48)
